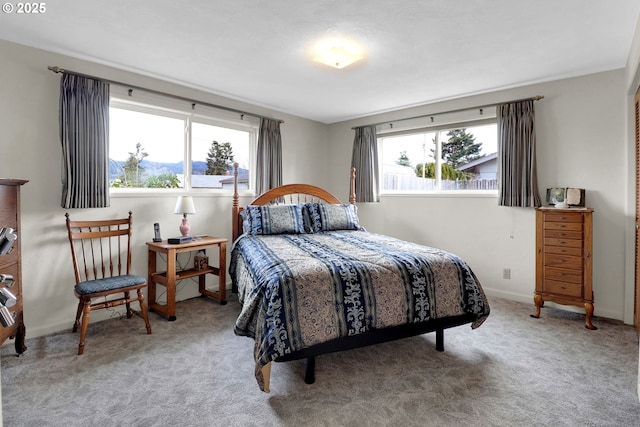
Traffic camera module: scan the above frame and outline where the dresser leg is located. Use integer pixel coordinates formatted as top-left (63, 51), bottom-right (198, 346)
top-left (584, 302), bottom-right (597, 330)
top-left (14, 321), bottom-right (26, 355)
top-left (531, 294), bottom-right (543, 318)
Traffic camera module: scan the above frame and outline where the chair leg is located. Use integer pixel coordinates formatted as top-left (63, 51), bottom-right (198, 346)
top-left (125, 291), bottom-right (132, 319)
top-left (73, 300), bottom-right (83, 333)
top-left (137, 288), bottom-right (152, 335)
top-left (78, 299), bottom-right (91, 355)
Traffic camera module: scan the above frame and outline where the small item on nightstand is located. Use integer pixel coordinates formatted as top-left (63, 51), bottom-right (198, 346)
top-left (168, 236), bottom-right (192, 244)
top-left (194, 250), bottom-right (208, 270)
top-left (553, 198), bottom-right (568, 209)
top-left (153, 223), bottom-right (162, 242)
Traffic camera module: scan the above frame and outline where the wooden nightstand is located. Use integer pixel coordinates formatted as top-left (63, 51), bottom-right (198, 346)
top-left (146, 236), bottom-right (227, 321)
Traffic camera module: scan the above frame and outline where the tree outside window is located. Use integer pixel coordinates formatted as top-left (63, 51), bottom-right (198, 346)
top-left (206, 141), bottom-right (234, 175)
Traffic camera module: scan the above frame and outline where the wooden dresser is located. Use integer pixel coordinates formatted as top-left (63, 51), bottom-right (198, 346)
top-left (0, 179), bottom-right (28, 353)
top-left (532, 207), bottom-right (595, 329)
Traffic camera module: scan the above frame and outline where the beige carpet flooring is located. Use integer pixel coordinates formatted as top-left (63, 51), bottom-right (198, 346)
top-left (1, 295), bottom-right (639, 427)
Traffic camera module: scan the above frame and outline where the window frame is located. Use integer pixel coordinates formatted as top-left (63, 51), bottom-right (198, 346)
top-left (108, 86), bottom-right (258, 197)
top-left (378, 116), bottom-right (499, 197)
top-left (187, 116), bottom-right (257, 192)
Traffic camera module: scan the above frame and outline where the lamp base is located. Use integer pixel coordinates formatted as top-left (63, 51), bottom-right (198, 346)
top-left (179, 218), bottom-right (190, 237)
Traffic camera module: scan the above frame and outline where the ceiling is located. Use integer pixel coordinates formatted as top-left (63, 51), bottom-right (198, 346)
top-left (1, 1), bottom-right (639, 124)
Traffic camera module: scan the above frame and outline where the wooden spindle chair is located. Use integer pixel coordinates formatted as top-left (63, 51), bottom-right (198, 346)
top-left (65, 211), bottom-right (152, 355)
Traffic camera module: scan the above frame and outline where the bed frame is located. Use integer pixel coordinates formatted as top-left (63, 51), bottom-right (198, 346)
top-left (231, 163), bottom-right (478, 391)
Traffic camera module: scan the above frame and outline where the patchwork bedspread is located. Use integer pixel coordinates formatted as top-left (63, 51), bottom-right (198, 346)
top-left (230, 230), bottom-right (490, 390)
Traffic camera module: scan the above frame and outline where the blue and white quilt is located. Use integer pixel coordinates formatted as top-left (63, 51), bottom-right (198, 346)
top-left (230, 230), bottom-right (490, 391)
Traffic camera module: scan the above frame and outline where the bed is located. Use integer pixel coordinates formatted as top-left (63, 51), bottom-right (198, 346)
top-left (230, 164), bottom-right (490, 392)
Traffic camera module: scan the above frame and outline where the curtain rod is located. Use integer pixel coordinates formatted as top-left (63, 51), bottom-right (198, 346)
top-left (47, 66), bottom-right (285, 124)
top-left (351, 95), bottom-right (543, 130)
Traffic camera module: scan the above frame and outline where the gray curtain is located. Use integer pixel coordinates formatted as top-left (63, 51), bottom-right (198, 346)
top-left (497, 100), bottom-right (541, 207)
top-left (351, 126), bottom-right (379, 202)
top-left (59, 73), bottom-right (110, 208)
top-left (256, 118), bottom-right (282, 194)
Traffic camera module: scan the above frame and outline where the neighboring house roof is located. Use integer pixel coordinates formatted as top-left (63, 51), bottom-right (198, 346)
top-left (456, 152), bottom-right (497, 172)
top-left (219, 169), bottom-right (249, 185)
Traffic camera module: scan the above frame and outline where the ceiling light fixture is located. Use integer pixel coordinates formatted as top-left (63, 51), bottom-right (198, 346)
top-left (313, 41), bottom-right (363, 69)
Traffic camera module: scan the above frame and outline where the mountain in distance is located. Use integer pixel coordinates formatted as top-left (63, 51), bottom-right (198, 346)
top-left (109, 160), bottom-right (208, 177)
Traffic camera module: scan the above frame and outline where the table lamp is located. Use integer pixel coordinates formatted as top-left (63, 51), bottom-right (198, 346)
top-left (174, 196), bottom-right (196, 236)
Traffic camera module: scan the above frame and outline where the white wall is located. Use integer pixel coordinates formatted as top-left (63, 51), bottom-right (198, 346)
top-left (327, 70), bottom-right (628, 322)
top-left (0, 39), bottom-right (329, 338)
top-left (0, 36), bottom-right (634, 339)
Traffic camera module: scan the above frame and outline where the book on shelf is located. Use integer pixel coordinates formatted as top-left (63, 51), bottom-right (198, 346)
top-left (0, 227), bottom-right (17, 255)
top-left (0, 305), bottom-right (14, 327)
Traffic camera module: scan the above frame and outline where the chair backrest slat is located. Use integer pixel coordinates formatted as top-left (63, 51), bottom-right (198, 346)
top-left (65, 212), bottom-right (134, 284)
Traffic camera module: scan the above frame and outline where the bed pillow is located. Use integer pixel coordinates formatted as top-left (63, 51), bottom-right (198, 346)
top-left (304, 203), bottom-right (362, 232)
top-left (302, 203), bottom-right (323, 233)
top-left (243, 204), bottom-right (305, 235)
top-left (240, 209), bottom-right (250, 235)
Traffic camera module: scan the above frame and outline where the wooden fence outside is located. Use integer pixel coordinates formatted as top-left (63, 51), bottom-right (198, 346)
top-left (383, 173), bottom-right (498, 191)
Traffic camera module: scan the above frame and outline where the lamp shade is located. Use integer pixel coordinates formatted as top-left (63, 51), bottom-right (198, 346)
top-left (174, 196), bottom-right (196, 215)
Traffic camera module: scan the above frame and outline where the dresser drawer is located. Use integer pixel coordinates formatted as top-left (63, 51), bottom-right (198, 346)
top-left (544, 237), bottom-right (583, 248)
top-left (544, 222), bottom-right (582, 231)
top-left (544, 245), bottom-right (582, 257)
top-left (544, 267), bottom-right (583, 284)
top-left (544, 254), bottom-right (582, 270)
top-left (544, 229), bottom-right (583, 239)
top-left (543, 212), bottom-right (583, 223)
top-left (543, 279), bottom-right (583, 298)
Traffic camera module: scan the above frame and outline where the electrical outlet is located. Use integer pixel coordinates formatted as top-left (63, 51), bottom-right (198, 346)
top-left (503, 268), bottom-right (511, 279)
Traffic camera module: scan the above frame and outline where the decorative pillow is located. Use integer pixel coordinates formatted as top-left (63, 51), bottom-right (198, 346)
top-left (240, 209), bottom-right (250, 235)
top-left (303, 203), bottom-right (323, 233)
top-left (243, 204), bottom-right (305, 235)
top-left (305, 203), bottom-right (362, 232)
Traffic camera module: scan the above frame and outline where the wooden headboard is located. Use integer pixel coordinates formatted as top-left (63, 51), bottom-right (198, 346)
top-left (231, 163), bottom-right (356, 241)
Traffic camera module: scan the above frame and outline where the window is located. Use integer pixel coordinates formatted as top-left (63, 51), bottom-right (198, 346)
top-left (380, 119), bottom-right (498, 192)
top-left (108, 89), bottom-right (257, 191)
top-left (190, 121), bottom-right (252, 190)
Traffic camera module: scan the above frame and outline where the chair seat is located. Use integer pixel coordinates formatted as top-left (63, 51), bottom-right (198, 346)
top-left (75, 275), bottom-right (147, 295)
